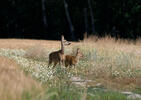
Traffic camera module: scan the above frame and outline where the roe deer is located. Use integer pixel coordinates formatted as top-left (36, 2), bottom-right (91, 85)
top-left (48, 35), bottom-right (70, 68)
top-left (64, 48), bottom-right (83, 68)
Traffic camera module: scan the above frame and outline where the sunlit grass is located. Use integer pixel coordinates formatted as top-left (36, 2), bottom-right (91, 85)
top-left (0, 56), bottom-right (42, 100)
top-left (0, 37), bottom-right (141, 100)
top-left (72, 39), bottom-right (141, 90)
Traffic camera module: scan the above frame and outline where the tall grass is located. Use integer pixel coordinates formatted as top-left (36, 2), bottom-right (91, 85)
top-left (71, 36), bottom-right (141, 90)
top-left (0, 56), bottom-right (42, 100)
top-left (0, 37), bottom-right (141, 100)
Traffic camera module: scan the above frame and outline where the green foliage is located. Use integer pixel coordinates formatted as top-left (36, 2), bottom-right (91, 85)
top-left (22, 91), bottom-right (32, 100)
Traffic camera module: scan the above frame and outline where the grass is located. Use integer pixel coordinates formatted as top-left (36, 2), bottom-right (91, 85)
top-left (0, 37), bottom-right (141, 100)
top-left (73, 37), bottom-right (141, 91)
top-left (20, 87), bottom-right (141, 100)
top-left (0, 56), bottom-right (42, 100)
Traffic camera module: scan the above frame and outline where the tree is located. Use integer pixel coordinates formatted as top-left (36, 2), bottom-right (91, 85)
top-left (64, 0), bottom-right (76, 41)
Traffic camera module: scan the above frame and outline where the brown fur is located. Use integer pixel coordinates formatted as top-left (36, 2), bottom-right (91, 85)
top-left (64, 48), bottom-right (83, 68)
top-left (48, 35), bottom-right (70, 68)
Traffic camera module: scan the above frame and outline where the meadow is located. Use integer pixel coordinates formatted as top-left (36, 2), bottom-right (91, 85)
top-left (0, 37), bottom-right (141, 100)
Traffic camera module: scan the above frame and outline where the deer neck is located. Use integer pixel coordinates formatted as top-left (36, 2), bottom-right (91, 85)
top-left (75, 53), bottom-right (80, 61)
top-left (61, 36), bottom-right (64, 54)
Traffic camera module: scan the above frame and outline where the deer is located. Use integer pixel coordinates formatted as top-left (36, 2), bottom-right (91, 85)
top-left (64, 48), bottom-right (83, 68)
top-left (48, 35), bottom-right (71, 68)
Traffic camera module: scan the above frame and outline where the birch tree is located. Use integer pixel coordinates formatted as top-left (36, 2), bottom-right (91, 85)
top-left (41, 0), bottom-right (48, 29)
top-left (64, 0), bottom-right (76, 41)
top-left (88, 0), bottom-right (95, 34)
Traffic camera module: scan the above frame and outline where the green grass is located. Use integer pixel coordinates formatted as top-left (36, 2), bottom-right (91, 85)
top-left (132, 87), bottom-right (141, 95)
top-left (20, 86), bottom-right (141, 100)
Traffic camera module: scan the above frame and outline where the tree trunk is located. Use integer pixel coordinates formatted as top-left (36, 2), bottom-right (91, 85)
top-left (88, 0), bottom-right (95, 34)
top-left (64, 0), bottom-right (76, 41)
top-left (84, 8), bottom-right (89, 37)
top-left (41, 0), bottom-right (47, 30)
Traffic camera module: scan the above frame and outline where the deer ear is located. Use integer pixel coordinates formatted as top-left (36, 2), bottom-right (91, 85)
top-left (64, 41), bottom-right (71, 45)
top-left (77, 48), bottom-right (80, 52)
top-left (67, 42), bottom-right (71, 45)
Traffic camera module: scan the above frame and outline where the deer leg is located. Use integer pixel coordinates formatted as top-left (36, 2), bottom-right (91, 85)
top-left (68, 65), bottom-right (72, 70)
top-left (69, 65), bottom-right (72, 69)
top-left (73, 65), bottom-right (76, 69)
top-left (53, 62), bottom-right (57, 68)
top-left (48, 60), bottom-right (52, 67)
top-left (73, 65), bottom-right (77, 75)
top-left (61, 60), bottom-right (64, 66)
top-left (65, 62), bottom-right (69, 68)
top-left (58, 61), bottom-right (61, 66)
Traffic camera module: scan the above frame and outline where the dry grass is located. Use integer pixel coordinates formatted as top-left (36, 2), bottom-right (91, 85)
top-left (0, 37), bottom-right (141, 93)
top-left (0, 56), bottom-right (42, 100)
top-left (0, 39), bottom-right (76, 49)
top-left (25, 45), bottom-right (48, 61)
top-left (81, 36), bottom-right (141, 59)
top-left (0, 39), bottom-right (60, 49)
top-left (73, 36), bottom-right (141, 90)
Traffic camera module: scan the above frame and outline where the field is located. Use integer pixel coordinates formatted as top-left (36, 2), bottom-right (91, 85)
top-left (0, 37), bottom-right (141, 100)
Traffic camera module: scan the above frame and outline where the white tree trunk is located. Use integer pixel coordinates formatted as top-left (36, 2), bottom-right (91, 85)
top-left (41, 0), bottom-right (47, 28)
top-left (84, 8), bottom-right (88, 36)
top-left (64, 0), bottom-right (76, 41)
top-left (88, 0), bottom-right (95, 34)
